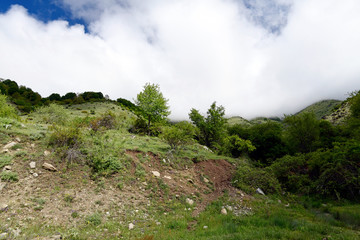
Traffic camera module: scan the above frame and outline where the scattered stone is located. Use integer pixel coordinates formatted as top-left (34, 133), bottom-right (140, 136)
top-left (33, 173), bottom-right (39, 177)
top-left (30, 161), bottom-right (36, 169)
top-left (226, 206), bottom-right (233, 212)
top-left (3, 166), bottom-right (11, 171)
top-left (156, 222), bottom-right (161, 225)
top-left (142, 182), bottom-right (148, 186)
top-left (128, 223), bottom-right (135, 230)
top-left (256, 188), bottom-right (265, 195)
top-left (0, 204), bottom-right (8, 211)
top-left (21, 123), bottom-right (26, 128)
top-left (0, 182), bottom-right (6, 192)
top-left (203, 177), bottom-right (209, 183)
top-left (3, 141), bottom-right (17, 150)
top-left (30, 143), bottom-right (35, 148)
top-left (203, 226), bottom-right (208, 229)
top-left (44, 150), bottom-right (51, 156)
top-left (50, 234), bottom-right (62, 240)
top-left (285, 203), bottom-right (290, 207)
top-left (131, 135), bottom-right (136, 139)
top-left (0, 233), bottom-right (8, 240)
top-left (221, 208), bottom-right (227, 215)
top-left (162, 159), bottom-right (167, 163)
top-left (5, 124), bottom-right (11, 129)
top-left (163, 175), bottom-right (172, 180)
top-left (15, 137), bottom-right (21, 142)
top-left (186, 198), bottom-right (194, 205)
top-left (151, 171), bottom-right (160, 177)
top-left (42, 163), bottom-right (57, 172)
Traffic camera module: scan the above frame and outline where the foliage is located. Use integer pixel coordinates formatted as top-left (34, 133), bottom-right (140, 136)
top-left (161, 121), bottom-right (195, 150)
top-left (189, 102), bottom-right (227, 151)
top-left (0, 94), bottom-right (18, 119)
top-left (0, 171), bottom-right (19, 182)
top-left (283, 112), bottom-right (320, 153)
top-left (135, 83), bottom-right (170, 134)
top-left (233, 164), bottom-right (281, 194)
top-left (89, 111), bottom-right (118, 132)
top-left (85, 213), bottom-right (102, 226)
top-left (0, 155), bottom-right (12, 169)
top-left (35, 103), bottom-right (69, 125)
top-left (222, 135), bottom-right (255, 158)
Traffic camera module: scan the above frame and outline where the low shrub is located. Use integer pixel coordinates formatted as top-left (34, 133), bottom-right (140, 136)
top-left (0, 94), bottom-right (18, 119)
top-left (35, 103), bottom-right (68, 125)
top-left (0, 171), bottom-right (19, 182)
top-left (161, 121), bottom-right (195, 150)
top-left (0, 155), bottom-right (12, 168)
top-left (233, 164), bottom-right (281, 194)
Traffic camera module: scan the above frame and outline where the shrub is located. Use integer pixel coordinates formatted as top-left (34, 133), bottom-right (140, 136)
top-left (0, 171), bottom-right (19, 182)
top-left (89, 111), bottom-right (118, 132)
top-left (233, 165), bottom-right (281, 194)
top-left (85, 213), bottom-right (102, 226)
top-left (0, 94), bottom-right (18, 119)
top-left (35, 103), bottom-right (68, 125)
top-left (161, 121), bottom-right (195, 150)
top-left (0, 155), bottom-right (12, 168)
top-left (222, 135), bottom-right (256, 158)
top-left (48, 125), bottom-right (82, 149)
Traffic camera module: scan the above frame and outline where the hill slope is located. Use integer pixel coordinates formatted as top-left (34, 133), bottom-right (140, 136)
top-left (296, 99), bottom-right (341, 119)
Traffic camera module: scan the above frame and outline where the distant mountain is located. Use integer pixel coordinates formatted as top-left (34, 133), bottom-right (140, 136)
top-left (296, 99), bottom-right (342, 119)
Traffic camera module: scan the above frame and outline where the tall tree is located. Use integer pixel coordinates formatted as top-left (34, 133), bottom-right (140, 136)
top-left (135, 83), bottom-right (170, 134)
top-left (189, 102), bottom-right (227, 150)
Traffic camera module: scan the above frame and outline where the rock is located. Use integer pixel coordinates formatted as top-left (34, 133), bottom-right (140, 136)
top-left (128, 223), bottom-right (135, 230)
top-left (0, 204), bottom-right (8, 211)
top-left (50, 234), bottom-right (62, 240)
top-left (151, 171), bottom-right (160, 177)
top-left (29, 161), bottom-right (36, 169)
top-left (156, 222), bottom-right (161, 225)
top-left (226, 206), bottom-right (233, 212)
top-left (203, 177), bottom-right (209, 183)
top-left (221, 208), bottom-right (227, 215)
top-left (203, 226), bottom-right (208, 229)
top-left (186, 198), bottom-right (194, 205)
top-left (163, 175), bottom-right (172, 180)
top-left (3, 166), bottom-right (11, 171)
top-left (0, 182), bottom-right (6, 192)
top-left (44, 150), bottom-right (51, 156)
top-left (15, 137), bottom-right (21, 142)
top-left (42, 163), bottom-right (57, 172)
top-left (256, 188), bottom-right (265, 195)
top-left (3, 141), bottom-right (17, 150)
top-left (0, 233), bottom-right (8, 240)
top-left (33, 173), bottom-right (39, 177)
top-left (11, 228), bottom-right (21, 237)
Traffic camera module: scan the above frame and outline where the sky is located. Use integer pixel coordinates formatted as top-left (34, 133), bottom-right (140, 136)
top-left (0, 0), bottom-right (359, 120)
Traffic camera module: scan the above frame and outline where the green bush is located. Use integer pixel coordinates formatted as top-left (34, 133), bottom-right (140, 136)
top-left (48, 125), bottom-right (82, 149)
top-left (222, 135), bottom-right (255, 158)
top-left (161, 121), bottom-right (195, 150)
top-left (0, 171), bottom-right (19, 182)
top-left (233, 165), bottom-right (281, 194)
top-left (0, 94), bottom-right (18, 119)
top-left (89, 110), bottom-right (118, 132)
top-left (85, 213), bottom-right (102, 226)
top-left (35, 103), bottom-right (69, 125)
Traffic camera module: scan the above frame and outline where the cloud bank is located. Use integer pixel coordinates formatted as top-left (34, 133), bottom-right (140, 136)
top-left (0, 0), bottom-right (360, 119)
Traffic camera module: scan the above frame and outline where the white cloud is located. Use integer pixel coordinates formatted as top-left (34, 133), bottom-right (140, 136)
top-left (0, 0), bottom-right (360, 120)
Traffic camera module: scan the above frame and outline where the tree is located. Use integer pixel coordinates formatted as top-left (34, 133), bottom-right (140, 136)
top-left (135, 83), bottom-right (170, 134)
top-left (189, 102), bottom-right (227, 150)
top-left (283, 112), bottom-right (320, 153)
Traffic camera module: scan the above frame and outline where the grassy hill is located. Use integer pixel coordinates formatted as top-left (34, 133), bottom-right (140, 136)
top-left (296, 99), bottom-right (341, 119)
top-left (1, 101), bottom-right (359, 239)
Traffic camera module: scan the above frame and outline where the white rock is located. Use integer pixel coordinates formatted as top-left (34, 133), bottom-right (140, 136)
top-left (203, 226), bottom-right (208, 229)
top-left (30, 161), bottom-right (36, 169)
top-left (0, 203), bottom-right (8, 211)
top-left (33, 173), bottom-right (38, 177)
top-left (151, 171), bottom-right (160, 177)
top-left (203, 177), bottom-right (209, 183)
top-left (11, 228), bottom-right (21, 237)
top-left (256, 188), bottom-right (265, 195)
top-left (156, 222), bottom-right (161, 225)
top-left (226, 206), bottom-right (233, 212)
top-left (3, 165), bottom-right (11, 171)
top-left (163, 175), bottom-right (172, 180)
top-left (128, 223), bottom-right (135, 230)
top-left (186, 198), bottom-right (194, 205)
top-left (15, 137), bottom-right (21, 142)
top-left (42, 163), bottom-right (57, 172)
top-left (44, 150), bottom-right (51, 156)
top-left (221, 208), bottom-right (227, 215)
top-left (3, 141), bottom-right (17, 150)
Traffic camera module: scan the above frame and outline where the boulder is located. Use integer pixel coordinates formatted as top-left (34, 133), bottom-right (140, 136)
top-left (42, 163), bottom-right (57, 172)
top-left (29, 162), bottom-right (36, 169)
top-left (151, 171), bottom-right (160, 177)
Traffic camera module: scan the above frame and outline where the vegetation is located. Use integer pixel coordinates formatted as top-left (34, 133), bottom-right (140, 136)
top-left (0, 94), bottom-right (18, 119)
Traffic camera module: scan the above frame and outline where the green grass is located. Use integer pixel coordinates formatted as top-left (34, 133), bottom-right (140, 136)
top-left (0, 171), bottom-right (18, 182)
top-left (0, 155), bottom-right (12, 168)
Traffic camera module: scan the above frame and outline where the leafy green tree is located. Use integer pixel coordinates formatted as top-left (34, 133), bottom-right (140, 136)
top-left (283, 112), bottom-right (320, 153)
top-left (189, 102), bottom-right (227, 151)
top-left (161, 121), bottom-right (195, 151)
top-left (135, 83), bottom-right (170, 134)
top-left (223, 135), bottom-right (255, 158)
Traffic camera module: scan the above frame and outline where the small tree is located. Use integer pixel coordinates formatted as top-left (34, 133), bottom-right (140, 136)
top-left (135, 83), bottom-right (170, 134)
top-left (161, 121), bottom-right (195, 151)
top-left (189, 102), bottom-right (227, 151)
top-left (0, 94), bottom-right (18, 119)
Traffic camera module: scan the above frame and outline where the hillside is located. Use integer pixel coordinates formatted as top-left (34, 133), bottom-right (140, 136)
top-left (1, 101), bottom-right (359, 239)
top-left (296, 99), bottom-right (341, 119)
